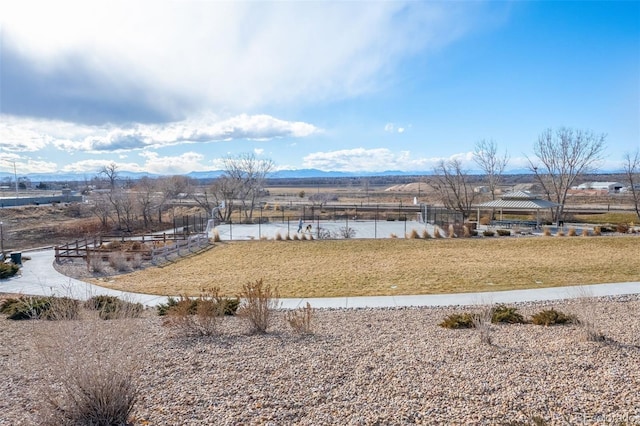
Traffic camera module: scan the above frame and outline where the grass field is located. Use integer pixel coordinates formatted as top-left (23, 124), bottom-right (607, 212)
top-left (94, 236), bottom-right (640, 298)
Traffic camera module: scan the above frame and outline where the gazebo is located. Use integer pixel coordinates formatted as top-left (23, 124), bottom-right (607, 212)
top-left (474, 191), bottom-right (560, 229)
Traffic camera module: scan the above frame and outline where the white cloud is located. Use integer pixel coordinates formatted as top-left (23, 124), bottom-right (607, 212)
top-left (0, 1), bottom-right (484, 114)
top-left (254, 148), bottom-right (265, 155)
top-left (61, 159), bottom-right (143, 174)
top-left (0, 114), bottom-right (319, 154)
top-left (384, 123), bottom-right (395, 133)
top-left (138, 152), bottom-right (210, 175)
top-left (303, 148), bottom-right (470, 172)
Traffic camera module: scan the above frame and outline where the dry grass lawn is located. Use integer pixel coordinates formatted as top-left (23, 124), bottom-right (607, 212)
top-left (92, 235), bottom-right (640, 298)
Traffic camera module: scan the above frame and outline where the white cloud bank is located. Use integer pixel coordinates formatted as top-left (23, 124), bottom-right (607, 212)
top-left (0, 114), bottom-right (320, 154)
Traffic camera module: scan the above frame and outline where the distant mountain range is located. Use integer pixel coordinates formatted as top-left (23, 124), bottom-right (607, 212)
top-left (0, 167), bottom-right (622, 183)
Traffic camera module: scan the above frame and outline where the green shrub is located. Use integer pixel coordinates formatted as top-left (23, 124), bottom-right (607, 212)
top-left (157, 294), bottom-right (239, 316)
top-left (0, 296), bottom-right (78, 320)
top-left (531, 309), bottom-right (577, 326)
top-left (496, 229), bottom-right (511, 237)
top-left (482, 230), bottom-right (495, 237)
top-left (85, 295), bottom-right (143, 320)
top-left (2, 296), bottom-right (52, 320)
top-left (439, 313), bottom-right (474, 329)
top-left (491, 305), bottom-right (526, 324)
top-left (0, 262), bottom-right (20, 279)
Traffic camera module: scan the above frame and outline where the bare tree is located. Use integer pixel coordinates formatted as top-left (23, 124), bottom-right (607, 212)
top-left (527, 127), bottom-right (606, 222)
top-left (429, 159), bottom-right (477, 220)
top-left (473, 139), bottom-right (509, 200)
top-left (99, 162), bottom-right (119, 189)
top-left (223, 153), bottom-right (274, 221)
top-left (623, 150), bottom-right (640, 220)
top-left (134, 177), bottom-right (161, 228)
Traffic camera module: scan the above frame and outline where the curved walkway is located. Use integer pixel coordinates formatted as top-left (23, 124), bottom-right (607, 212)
top-left (1, 249), bottom-right (639, 309)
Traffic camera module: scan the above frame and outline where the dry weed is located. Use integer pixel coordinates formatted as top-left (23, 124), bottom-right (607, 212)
top-left (108, 251), bottom-right (129, 272)
top-left (36, 316), bottom-right (143, 425)
top-left (285, 302), bottom-right (314, 334)
top-left (421, 229), bottom-right (432, 239)
top-left (238, 278), bottom-right (279, 334)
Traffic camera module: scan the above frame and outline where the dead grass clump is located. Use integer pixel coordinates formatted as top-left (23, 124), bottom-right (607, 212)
top-left (421, 229), bottom-right (432, 239)
top-left (472, 306), bottom-right (493, 345)
top-left (275, 232), bottom-right (283, 241)
top-left (293, 234), bottom-right (300, 241)
top-left (212, 229), bottom-right (221, 242)
top-left (285, 233), bottom-right (292, 240)
top-left (463, 226), bottom-right (471, 238)
top-left (593, 226), bottom-right (601, 236)
top-left (567, 227), bottom-right (577, 237)
top-left (542, 227), bottom-right (552, 236)
top-left (130, 254), bottom-right (143, 269)
top-left (389, 233), bottom-right (398, 238)
top-left (433, 228), bottom-right (443, 239)
top-left (36, 318), bottom-right (141, 426)
top-left (556, 229), bottom-right (565, 237)
top-left (408, 229), bottom-right (420, 239)
top-left (581, 228), bottom-right (590, 237)
top-left (238, 278), bottom-right (279, 334)
top-left (285, 302), bottom-right (314, 334)
top-left (88, 255), bottom-right (105, 273)
top-left (448, 224), bottom-right (455, 238)
top-left (84, 295), bottom-right (143, 320)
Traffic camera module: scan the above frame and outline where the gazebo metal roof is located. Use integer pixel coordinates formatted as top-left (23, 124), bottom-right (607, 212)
top-left (474, 191), bottom-right (560, 210)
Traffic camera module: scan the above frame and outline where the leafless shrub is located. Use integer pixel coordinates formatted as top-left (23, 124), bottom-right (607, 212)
top-left (336, 227), bottom-right (356, 239)
top-left (108, 251), bottom-right (129, 272)
top-left (36, 317), bottom-right (142, 426)
top-left (88, 255), bottom-right (105, 273)
top-left (130, 253), bottom-right (143, 269)
top-left (472, 303), bottom-right (494, 345)
top-left (238, 278), bottom-right (279, 334)
top-left (286, 302), bottom-right (314, 334)
top-left (572, 288), bottom-right (607, 343)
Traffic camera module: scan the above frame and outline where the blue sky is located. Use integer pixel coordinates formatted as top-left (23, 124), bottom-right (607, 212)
top-left (0, 0), bottom-right (638, 176)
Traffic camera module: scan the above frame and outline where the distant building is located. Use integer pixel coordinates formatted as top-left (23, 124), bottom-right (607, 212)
top-left (574, 182), bottom-right (624, 194)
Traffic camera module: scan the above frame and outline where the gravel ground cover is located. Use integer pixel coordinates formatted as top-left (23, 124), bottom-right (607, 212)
top-left (2, 296), bottom-right (639, 425)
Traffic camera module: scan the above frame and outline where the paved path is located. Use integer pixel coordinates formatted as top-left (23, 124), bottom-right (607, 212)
top-left (1, 249), bottom-right (639, 309)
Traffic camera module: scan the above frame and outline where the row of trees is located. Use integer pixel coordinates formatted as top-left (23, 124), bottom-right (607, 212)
top-left (90, 153), bottom-right (273, 232)
top-left (430, 127), bottom-right (640, 222)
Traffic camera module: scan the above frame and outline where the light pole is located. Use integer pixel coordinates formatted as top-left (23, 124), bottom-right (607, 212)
top-left (0, 222), bottom-right (4, 259)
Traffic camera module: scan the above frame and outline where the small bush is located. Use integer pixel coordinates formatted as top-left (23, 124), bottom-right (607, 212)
top-left (238, 278), bottom-right (279, 334)
top-left (85, 295), bottom-right (143, 320)
top-left (47, 297), bottom-right (82, 320)
top-left (496, 229), bottom-right (511, 237)
top-left (567, 227), bottom-right (577, 237)
top-left (482, 230), bottom-right (495, 237)
top-left (2, 296), bottom-right (52, 320)
top-left (491, 305), bottom-right (526, 324)
top-left (555, 230), bottom-right (565, 237)
top-left (88, 255), bottom-right (105, 273)
top-left (439, 313), bottom-right (474, 329)
top-left (472, 308), bottom-right (493, 345)
top-left (108, 251), bottom-right (129, 272)
top-left (581, 228), bottom-right (590, 237)
top-left (531, 309), bottom-right (577, 326)
top-left (0, 262), bottom-right (20, 279)
top-left (286, 302), bottom-right (314, 334)
top-left (421, 229), bottom-right (432, 239)
top-left (130, 254), bottom-right (143, 269)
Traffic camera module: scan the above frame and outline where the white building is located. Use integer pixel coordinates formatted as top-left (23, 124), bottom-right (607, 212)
top-left (575, 182), bottom-right (625, 193)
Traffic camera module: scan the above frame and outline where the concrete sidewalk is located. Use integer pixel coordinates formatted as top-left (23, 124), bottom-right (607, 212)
top-left (2, 249), bottom-right (639, 309)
